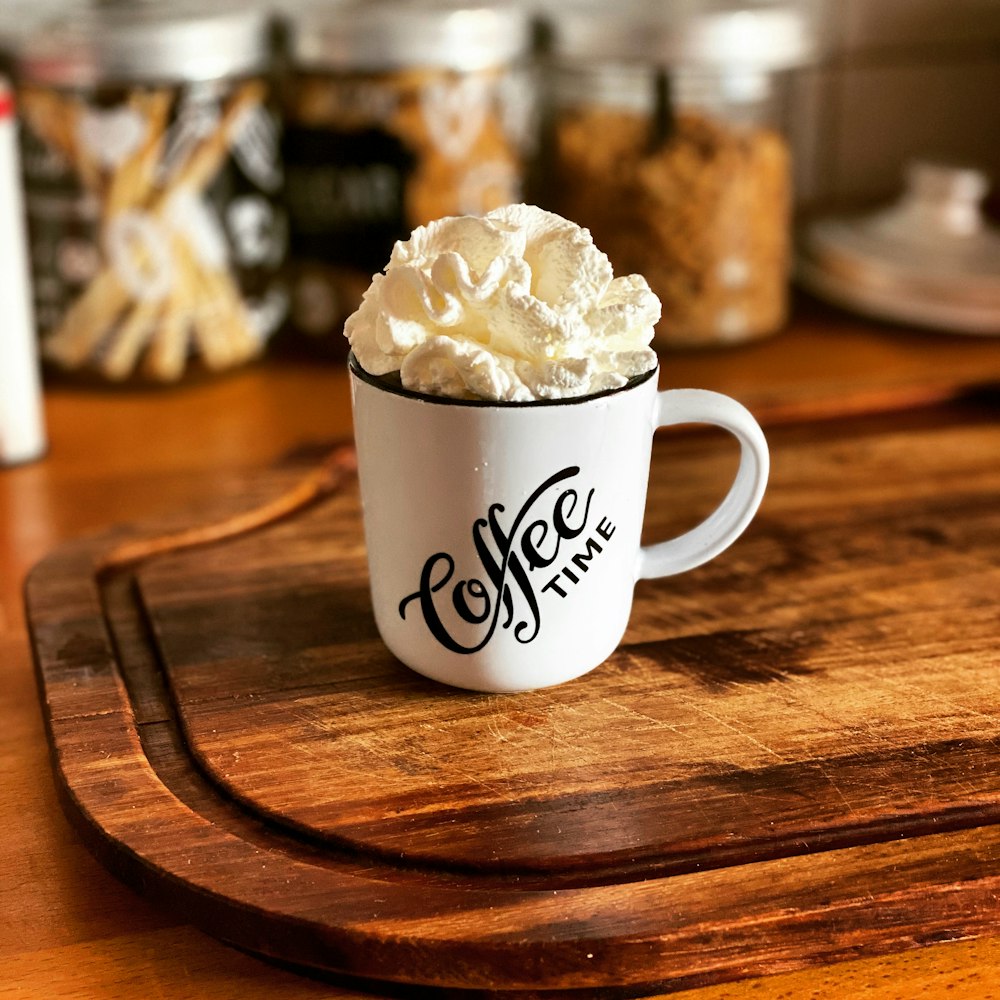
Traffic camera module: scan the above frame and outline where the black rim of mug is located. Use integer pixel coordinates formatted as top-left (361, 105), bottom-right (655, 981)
top-left (347, 353), bottom-right (658, 408)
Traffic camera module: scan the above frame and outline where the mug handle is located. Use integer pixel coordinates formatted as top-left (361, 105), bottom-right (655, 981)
top-left (636, 389), bottom-right (769, 580)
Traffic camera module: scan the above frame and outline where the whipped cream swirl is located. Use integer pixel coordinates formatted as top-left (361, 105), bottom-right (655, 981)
top-left (344, 204), bottom-right (660, 402)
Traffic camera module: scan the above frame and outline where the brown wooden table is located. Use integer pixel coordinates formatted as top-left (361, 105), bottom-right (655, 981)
top-left (4, 301), bottom-right (1000, 998)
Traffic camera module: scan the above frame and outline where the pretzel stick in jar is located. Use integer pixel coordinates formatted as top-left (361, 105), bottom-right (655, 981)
top-left (99, 298), bottom-right (165, 380)
top-left (132, 226), bottom-right (252, 380)
top-left (105, 89), bottom-right (173, 219)
top-left (43, 270), bottom-right (131, 368)
top-left (66, 93), bottom-right (104, 195)
top-left (140, 80), bottom-right (269, 374)
top-left (195, 265), bottom-right (260, 368)
top-left (170, 80), bottom-right (266, 192)
top-left (19, 87), bottom-right (82, 176)
top-left (20, 88), bottom-right (103, 194)
top-left (190, 277), bottom-right (246, 370)
top-left (144, 225), bottom-right (197, 382)
top-left (144, 288), bottom-right (191, 382)
top-left (82, 92), bottom-right (176, 380)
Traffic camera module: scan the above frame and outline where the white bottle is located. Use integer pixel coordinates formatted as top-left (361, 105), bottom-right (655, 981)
top-left (0, 76), bottom-right (46, 465)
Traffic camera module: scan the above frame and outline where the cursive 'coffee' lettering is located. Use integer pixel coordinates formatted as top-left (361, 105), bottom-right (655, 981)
top-left (399, 466), bottom-right (613, 653)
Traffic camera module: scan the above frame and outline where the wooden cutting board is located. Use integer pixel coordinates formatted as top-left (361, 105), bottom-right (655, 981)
top-left (25, 400), bottom-right (1000, 997)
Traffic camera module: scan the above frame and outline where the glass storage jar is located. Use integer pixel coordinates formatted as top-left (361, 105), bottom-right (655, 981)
top-left (281, 0), bottom-right (536, 355)
top-left (545, 0), bottom-right (821, 348)
top-left (13, 0), bottom-right (287, 384)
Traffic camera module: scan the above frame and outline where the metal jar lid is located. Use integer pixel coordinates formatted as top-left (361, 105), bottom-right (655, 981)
top-left (547, 0), bottom-right (822, 71)
top-left (0, 0), bottom-right (69, 69)
top-left (287, 0), bottom-right (532, 73)
top-left (797, 162), bottom-right (1000, 336)
top-left (14, 0), bottom-right (275, 88)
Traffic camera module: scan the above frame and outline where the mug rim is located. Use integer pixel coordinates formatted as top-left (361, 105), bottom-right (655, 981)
top-left (348, 353), bottom-right (658, 408)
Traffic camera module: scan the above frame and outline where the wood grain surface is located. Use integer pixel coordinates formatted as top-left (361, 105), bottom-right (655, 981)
top-left (7, 310), bottom-right (1000, 998)
top-left (24, 388), bottom-right (1000, 995)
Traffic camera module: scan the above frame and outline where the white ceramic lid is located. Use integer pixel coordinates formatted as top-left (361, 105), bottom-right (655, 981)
top-left (798, 162), bottom-right (1000, 336)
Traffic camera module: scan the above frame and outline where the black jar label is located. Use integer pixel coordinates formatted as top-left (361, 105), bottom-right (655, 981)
top-left (282, 124), bottom-right (415, 273)
top-left (281, 68), bottom-right (532, 346)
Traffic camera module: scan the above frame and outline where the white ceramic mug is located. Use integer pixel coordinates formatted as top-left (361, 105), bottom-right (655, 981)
top-left (350, 356), bottom-right (769, 693)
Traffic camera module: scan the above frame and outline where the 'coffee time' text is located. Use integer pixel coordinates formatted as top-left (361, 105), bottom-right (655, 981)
top-left (399, 466), bottom-right (615, 654)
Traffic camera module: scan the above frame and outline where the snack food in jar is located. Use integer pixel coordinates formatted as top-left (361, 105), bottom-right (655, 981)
top-left (13, 0), bottom-right (287, 384)
top-left (544, 0), bottom-right (821, 348)
top-left (281, 0), bottom-right (536, 355)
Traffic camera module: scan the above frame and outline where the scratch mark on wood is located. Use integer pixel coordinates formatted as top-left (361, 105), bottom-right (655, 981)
top-left (676, 696), bottom-right (787, 762)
